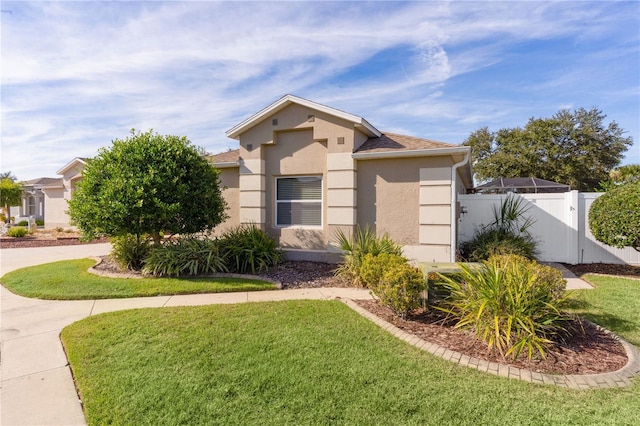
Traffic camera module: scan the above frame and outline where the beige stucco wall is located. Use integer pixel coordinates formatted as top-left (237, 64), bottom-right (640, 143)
top-left (43, 188), bottom-right (69, 229)
top-left (215, 167), bottom-right (240, 234)
top-left (235, 103), bottom-right (362, 252)
top-left (238, 103), bottom-right (358, 155)
top-left (357, 157), bottom-right (420, 245)
top-left (357, 156), bottom-right (456, 262)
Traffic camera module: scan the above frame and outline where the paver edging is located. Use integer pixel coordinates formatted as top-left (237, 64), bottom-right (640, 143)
top-left (340, 298), bottom-right (640, 390)
top-left (86, 256), bottom-right (283, 288)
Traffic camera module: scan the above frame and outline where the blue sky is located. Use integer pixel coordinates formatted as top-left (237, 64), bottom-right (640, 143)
top-left (2, 1), bottom-right (638, 181)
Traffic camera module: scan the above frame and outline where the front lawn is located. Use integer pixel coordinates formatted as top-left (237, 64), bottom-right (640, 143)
top-left (0, 259), bottom-right (276, 299)
top-left (567, 274), bottom-right (640, 346)
top-left (62, 275), bottom-right (640, 425)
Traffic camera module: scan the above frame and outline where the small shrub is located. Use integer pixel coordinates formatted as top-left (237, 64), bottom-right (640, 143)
top-left (16, 220), bottom-right (28, 227)
top-left (56, 227), bottom-right (64, 232)
top-left (7, 227), bottom-right (29, 238)
top-left (0, 213), bottom-right (6, 222)
top-left (110, 234), bottom-right (151, 271)
top-left (360, 253), bottom-right (409, 289)
top-left (334, 225), bottom-right (403, 287)
top-left (219, 224), bottom-right (281, 274)
top-left (36, 219), bottom-right (44, 226)
top-left (143, 236), bottom-right (226, 277)
top-left (434, 255), bottom-right (572, 360)
top-left (370, 261), bottom-right (426, 319)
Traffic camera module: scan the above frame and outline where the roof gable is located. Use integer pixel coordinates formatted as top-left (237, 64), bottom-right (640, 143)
top-left (57, 157), bottom-right (87, 176)
top-left (226, 94), bottom-right (381, 140)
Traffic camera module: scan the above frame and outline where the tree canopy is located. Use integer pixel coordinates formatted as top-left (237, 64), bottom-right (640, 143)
top-left (589, 182), bottom-right (640, 252)
top-left (68, 130), bottom-right (227, 244)
top-left (599, 164), bottom-right (640, 191)
top-left (464, 108), bottom-right (633, 191)
top-left (0, 177), bottom-right (22, 221)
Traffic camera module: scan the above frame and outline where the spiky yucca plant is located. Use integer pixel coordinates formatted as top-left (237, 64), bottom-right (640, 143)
top-left (434, 255), bottom-right (573, 360)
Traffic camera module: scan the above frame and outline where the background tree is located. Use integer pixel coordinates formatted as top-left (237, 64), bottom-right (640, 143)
top-left (589, 182), bottom-right (640, 252)
top-left (464, 108), bottom-right (633, 191)
top-left (68, 130), bottom-right (227, 245)
top-left (0, 174), bottom-right (22, 222)
top-left (599, 164), bottom-right (640, 191)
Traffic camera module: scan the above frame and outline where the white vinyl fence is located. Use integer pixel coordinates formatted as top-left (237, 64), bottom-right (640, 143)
top-left (458, 191), bottom-right (640, 265)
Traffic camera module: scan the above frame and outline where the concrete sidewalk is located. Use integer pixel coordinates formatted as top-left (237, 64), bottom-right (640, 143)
top-left (0, 246), bottom-right (593, 425)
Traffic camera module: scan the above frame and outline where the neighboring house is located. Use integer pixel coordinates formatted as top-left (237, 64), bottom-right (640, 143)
top-left (11, 177), bottom-right (62, 223)
top-left (11, 158), bottom-right (86, 228)
top-left (212, 95), bottom-right (473, 263)
top-left (43, 157), bottom-right (86, 228)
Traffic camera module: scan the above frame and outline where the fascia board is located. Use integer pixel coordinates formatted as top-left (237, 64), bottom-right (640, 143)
top-left (226, 94), bottom-right (381, 139)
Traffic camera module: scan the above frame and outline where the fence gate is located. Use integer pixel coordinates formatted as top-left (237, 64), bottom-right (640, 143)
top-left (458, 191), bottom-right (640, 265)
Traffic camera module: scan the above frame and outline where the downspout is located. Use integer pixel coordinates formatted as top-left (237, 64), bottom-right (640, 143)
top-left (450, 151), bottom-right (470, 262)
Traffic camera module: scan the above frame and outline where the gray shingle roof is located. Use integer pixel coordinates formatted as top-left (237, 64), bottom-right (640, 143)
top-left (355, 132), bottom-right (457, 153)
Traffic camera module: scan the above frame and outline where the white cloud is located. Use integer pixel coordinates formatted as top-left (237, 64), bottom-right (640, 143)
top-left (1, 1), bottom-right (638, 179)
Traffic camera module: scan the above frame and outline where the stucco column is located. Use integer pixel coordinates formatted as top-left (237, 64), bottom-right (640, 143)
top-left (238, 159), bottom-right (266, 225)
top-left (417, 166), bottom-right (452, 262)
top-left (326, 153), bottom-right (357, 249)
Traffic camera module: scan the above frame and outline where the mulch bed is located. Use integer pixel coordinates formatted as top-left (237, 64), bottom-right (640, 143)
top-left (563, 262), bottom-right (640, 279)
top-left (355, 299), bottom-right (628, 375)
top-left (0, 236), bottom-right (109, 248)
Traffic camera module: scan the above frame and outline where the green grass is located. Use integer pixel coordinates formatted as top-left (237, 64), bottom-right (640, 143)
top-left (62, 283), bottom-right (640, 425)
top-left (0, 259), bottom-right (276, 299)
top-left (567, 274), bottom-right (640, 346)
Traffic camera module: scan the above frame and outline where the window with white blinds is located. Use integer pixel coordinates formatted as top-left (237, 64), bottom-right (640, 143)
top-left (276, 176), bottom-right (322, 226)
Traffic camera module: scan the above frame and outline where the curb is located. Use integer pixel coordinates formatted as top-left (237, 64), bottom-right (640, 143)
top-left (341, 299), bottom-right (640, 389)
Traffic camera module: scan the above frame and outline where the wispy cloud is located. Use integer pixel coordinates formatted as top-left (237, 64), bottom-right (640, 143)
top-left (1, 1), bottom-right (638, 179)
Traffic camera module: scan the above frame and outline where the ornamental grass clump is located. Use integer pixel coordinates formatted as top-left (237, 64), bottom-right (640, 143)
top-left (6, 226), bottom-right (29, 238)
top-left (142, 236), bottom-right (226, 277)
top-left (334, 225), bottom-right (403, 287)
top-left (110, 233), bottom-right (151, 271)
top-left (434, 255), bottom-right (573, 360)
top-left (219, 224), bottom-right (281, 274)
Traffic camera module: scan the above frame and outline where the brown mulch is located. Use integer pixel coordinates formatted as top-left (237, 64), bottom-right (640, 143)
top-left (563, 262), bottom-right (640, 279)
top-left (355, 299), bottom-right (627, 375)
top-left (0, 234), bottom-right (109, 248)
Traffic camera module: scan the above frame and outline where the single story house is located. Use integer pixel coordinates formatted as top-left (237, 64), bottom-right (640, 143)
top-left (212, 95), bottom-right (473, 263)
top-left (11, 158), bottom-right (86, 228)
top-left (11, 177), bottom-right (59, 224)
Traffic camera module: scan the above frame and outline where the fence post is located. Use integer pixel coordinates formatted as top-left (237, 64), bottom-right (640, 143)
top-left (564, 190), bottom-right (580, 264)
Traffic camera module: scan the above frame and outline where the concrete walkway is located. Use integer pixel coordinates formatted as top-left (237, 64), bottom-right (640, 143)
top-left (0, 246), bottom-right (599, 425)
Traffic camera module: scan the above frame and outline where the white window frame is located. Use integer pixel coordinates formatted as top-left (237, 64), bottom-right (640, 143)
top-left (275, 176), bottom-right (323, 228)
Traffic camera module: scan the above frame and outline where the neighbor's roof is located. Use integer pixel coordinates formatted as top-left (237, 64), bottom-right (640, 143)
top-left (211, 149), bottom-right (240, 166)
top-left (475, 177), bottom-right (571, 193)
top-left (355, 132), bottom-right (458, 153)
top-left (23, 177), bottom-right (63, 186)
top-left (226, 94), bottom-right (381, 140)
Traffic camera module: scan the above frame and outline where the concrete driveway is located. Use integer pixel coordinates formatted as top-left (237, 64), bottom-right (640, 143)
top-left (1, 243), bottom-right (112, 425)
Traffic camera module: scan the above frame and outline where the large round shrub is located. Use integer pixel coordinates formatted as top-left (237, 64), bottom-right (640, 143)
top-left (589, 182), bottom-right (640, 251)
top-left (68, 129), bottom-right (227, 248)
